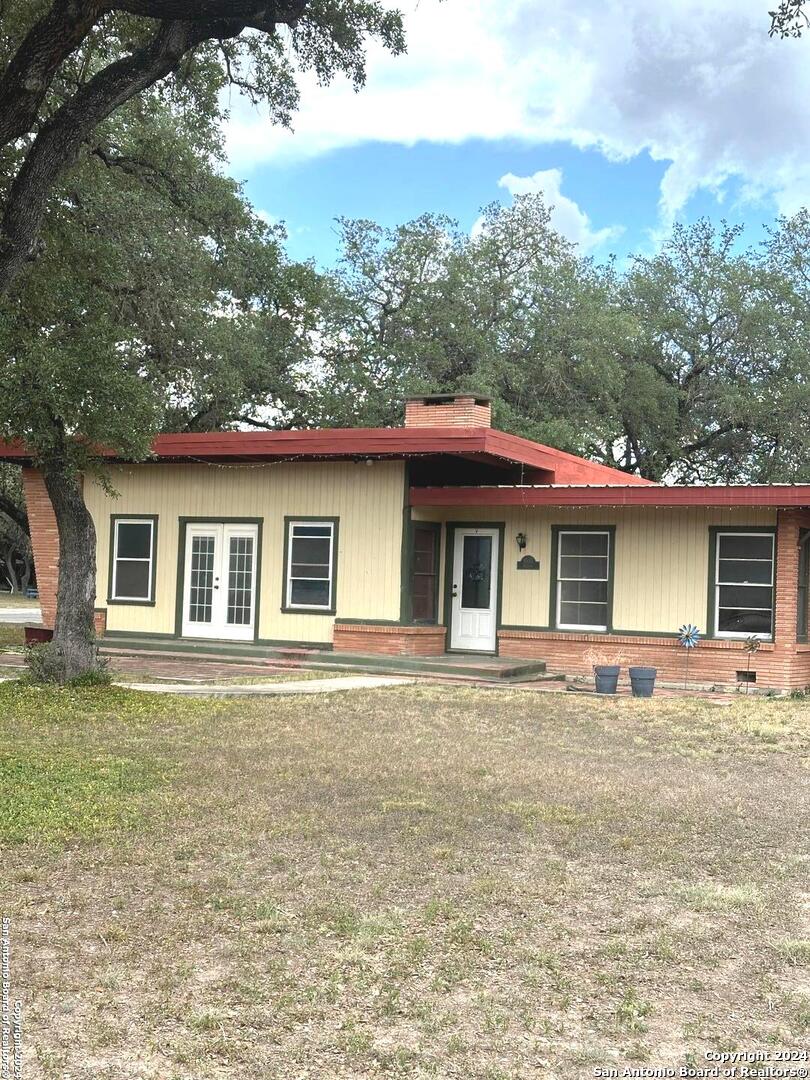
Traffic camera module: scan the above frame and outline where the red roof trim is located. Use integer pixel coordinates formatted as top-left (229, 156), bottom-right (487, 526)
top-left (410, 484), bottom-right (810, 508)
top-left (0, 427), bottom-right (650, 486)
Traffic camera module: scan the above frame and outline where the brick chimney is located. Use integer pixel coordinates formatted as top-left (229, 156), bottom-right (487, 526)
top-left (404, 393), bottom-right (492, 428)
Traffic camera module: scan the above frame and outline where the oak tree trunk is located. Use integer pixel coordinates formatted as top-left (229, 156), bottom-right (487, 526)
top-left (42, 462), bottom-right (98, 681)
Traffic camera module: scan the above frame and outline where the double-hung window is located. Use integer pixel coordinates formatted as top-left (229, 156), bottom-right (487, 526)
top-left (713, 531), bottom-right (774, 638)
top-left (555, 530), bottom-right (611, 631)
top-left (110, 517), bottom-right (156, 603)
top-left (284, 520), bottom-right (337, 611)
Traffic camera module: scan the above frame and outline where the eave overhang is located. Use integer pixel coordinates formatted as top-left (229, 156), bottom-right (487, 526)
top-left (0, 428), bottom-right (652, 486)
top-left (410, 484), bottom-right (810, 508)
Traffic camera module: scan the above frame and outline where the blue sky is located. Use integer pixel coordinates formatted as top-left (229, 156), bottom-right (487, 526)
top-left (237, 139), bottom-right (775, 269)
top-left (222, 0), bottom-right (808, 269)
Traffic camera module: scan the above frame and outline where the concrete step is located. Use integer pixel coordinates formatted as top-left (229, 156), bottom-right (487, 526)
top-left (100, 636), bottom-right (547, 682)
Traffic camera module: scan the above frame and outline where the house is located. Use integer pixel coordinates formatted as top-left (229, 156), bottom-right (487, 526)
top-left (9, 393), bottom-right (810, 691)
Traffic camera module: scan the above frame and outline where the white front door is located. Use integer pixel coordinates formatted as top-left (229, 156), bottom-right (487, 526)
top-left (449, 527), bottom-right (499, 652)
top-left (182, 523), bottom-right (258, 641)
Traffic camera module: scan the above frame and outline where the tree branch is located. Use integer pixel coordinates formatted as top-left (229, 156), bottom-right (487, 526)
top-left (113, 1), bottom-right (308, 32)
top-left (770, 0), bottom-right (810, 37)
top-left (0, 18), bottom-right (230, 294)
top-left (0, 0), bottom-right (110, 149)
top-left (0, 492), bottom-right (29, 535)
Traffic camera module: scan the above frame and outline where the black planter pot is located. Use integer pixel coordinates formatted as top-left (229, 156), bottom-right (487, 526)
top-left (629, 666), bottom-right (657, 698)
top-left (594, 664), bottom-right (620, 695)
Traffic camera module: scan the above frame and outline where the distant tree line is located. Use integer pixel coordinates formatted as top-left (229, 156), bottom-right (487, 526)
top-left (256, 200), bottom-right (810, 485)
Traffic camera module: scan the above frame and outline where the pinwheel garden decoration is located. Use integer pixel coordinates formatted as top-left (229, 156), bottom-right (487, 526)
top-left (743, 634), bottom-right (761, 693)
top-left (678, 623), bottom-right (701, 688)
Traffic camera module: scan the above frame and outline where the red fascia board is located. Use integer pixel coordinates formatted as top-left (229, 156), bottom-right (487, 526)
top-left (0, 428), bottom-right (651, 486)
top-left (147, 427), bottom-right (566, 467)
top-left (0, 427), bottom-right (576, 468)
top-left (482, 430), bottom-right (654, 484)
top-left (0, 428), bottom-right (499, 465)
top-left (410, 484), bottom-right (810, 508)
top-left (149, 427), bottom-right (497, 460)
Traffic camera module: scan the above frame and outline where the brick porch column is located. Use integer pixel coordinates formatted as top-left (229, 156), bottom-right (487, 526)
top-left (773, 509), bottom-right (803, 687)
top-left (21, 467), bottom-right (58, 630)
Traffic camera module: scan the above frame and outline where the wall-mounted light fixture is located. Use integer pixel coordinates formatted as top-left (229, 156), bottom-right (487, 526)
top-left (516, 532), bottom-right (527, 550)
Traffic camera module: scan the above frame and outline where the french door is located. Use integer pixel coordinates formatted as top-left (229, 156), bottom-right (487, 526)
top-left (449, 527), bottom-right (499, 653)
top-left (182, 523), bottom-right (258, 640)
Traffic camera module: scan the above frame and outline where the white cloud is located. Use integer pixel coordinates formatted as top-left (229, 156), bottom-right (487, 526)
top-left (224, 0), bottom-right (810, 220)
top-left (497, 169), bottom-right (624, 251)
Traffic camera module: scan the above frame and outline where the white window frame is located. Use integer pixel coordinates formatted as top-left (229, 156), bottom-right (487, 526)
top-left (111, 518), bottom-right (155, 602)
top-left (285, 520), bottom-right (336, 611)
top-left (556, 530), bottom-right (610, 632)
top-left (714, 531), bottom-right (775, 640)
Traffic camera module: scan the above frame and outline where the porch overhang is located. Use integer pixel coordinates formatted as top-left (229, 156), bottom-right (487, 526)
top-left (410, 484), bottom-right (810, 508)
top-left (0, 429), bottom-right (653, 485)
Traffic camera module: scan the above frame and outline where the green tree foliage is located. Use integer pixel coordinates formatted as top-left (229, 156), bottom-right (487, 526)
top-left (288, 196), bottom-right (624, 453)
top-left (0, 464), bottom-right (31, 594)
top-left (291, 205), bottom-right (810, 484)
top-left (0, 1), bottom-right (404, 680)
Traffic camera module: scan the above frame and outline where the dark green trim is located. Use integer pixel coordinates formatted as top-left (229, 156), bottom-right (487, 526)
top-left (281, 516), bottom-right (339, 616)
top-left (707, 526), bottom-right (776, 640)
top-left (409, 520), bottom-right (442, 625)
top-left (101, 630), bottom-right (332, 652)
top-left (174, 518), bottom-right (264, 643)
top-left (104, 629), bottom-right (178, 641)
top-left (798, 530), bottom-right (810, 644)
top-left (107, 514), bottom-right (158, 606)
top-left (549, 524), bottom-right (616, 633)
top-left (443, 521), bottom-right (505, 656)
top-left (399, 462), bottom-right (412, 624)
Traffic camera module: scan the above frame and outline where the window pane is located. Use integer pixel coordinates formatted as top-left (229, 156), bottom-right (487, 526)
top-left (559, 555), bottom-right (608, 580)
top-left (718, 558), bottom-right (772, 584)
top-left (188, 534), bottom-right (215, 622)
top-left (115, 560), bottom-right (150, 599)
top-left (560, 532), bottom-right (608, 557)
top-left (412, 577), bottom-right (435, 622)
top-left (718, 608), bottom-right (772, 634)
top-left (718, 584), bottom-right (772, 610)
top-left (117, 522), bottom-right (152, 559)
top-left (293, 525), bottom-right (331, 538)
top-left (227, 536), bottom-right (253, 626)
top-left (413, 548), bottom-right (435, 574)
top-left (412, 526), bottom-right (438, 622)
top-left (560, 601), bottom-right (607, 627)
top-left (718, 534), bottom-right (773, 560)
top-left (291, 536), bottom-right (331, 565)
top-left (290, 578), bottom-right (330, 607)
top-left (290, 562), bottom-right (329, 579)
top-left (560, 579), bottom-right (608, 604)
top-left (461, 535), bottom-right (491, 609)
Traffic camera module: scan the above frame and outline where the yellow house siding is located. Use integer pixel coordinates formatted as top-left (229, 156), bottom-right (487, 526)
top-left (86, 460), bottom-right (405, 641)
top-left (412, 505), bottom-right (778, 634)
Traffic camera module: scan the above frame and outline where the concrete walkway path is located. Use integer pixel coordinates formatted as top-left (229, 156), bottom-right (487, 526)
top-left (124, 674), bottom-right (413, 697)
top-left (0, 607), bottom-right (40, 623)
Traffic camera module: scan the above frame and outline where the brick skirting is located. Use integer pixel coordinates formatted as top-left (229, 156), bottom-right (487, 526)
top-left (498, 629), bottom-right (810, 691)
top-left (333, 622), bottom-right (447, 656)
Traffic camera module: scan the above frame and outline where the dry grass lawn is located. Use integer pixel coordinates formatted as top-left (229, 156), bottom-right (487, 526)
top-left (1, 682), bottom-right (809, 1079)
